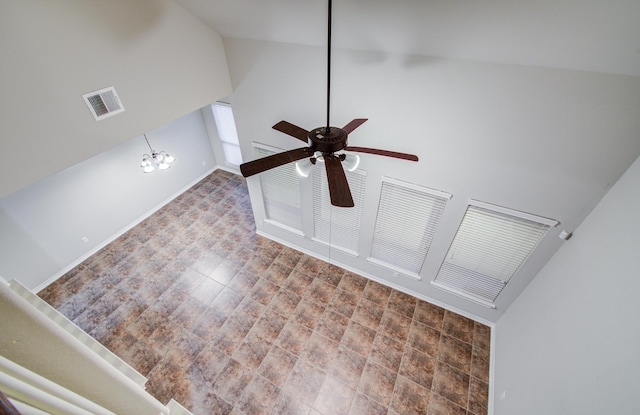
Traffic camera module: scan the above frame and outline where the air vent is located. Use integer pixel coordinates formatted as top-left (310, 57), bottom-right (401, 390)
top-left (82, 86), bottom-right (125, 121)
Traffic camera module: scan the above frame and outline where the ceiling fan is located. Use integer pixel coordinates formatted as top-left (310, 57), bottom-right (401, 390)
top-left (239, 0), bottom-right (419, 207)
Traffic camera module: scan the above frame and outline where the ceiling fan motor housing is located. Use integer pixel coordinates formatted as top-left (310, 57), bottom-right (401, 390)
top-left (308, 126), bottom-right (348, 154)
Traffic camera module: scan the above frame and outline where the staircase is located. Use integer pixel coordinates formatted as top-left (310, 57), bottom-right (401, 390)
top-left (0, 278), bottom-right (193, 415)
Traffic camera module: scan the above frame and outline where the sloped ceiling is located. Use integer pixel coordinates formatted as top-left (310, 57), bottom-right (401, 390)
top-left (176, 0), bottom-right (640, 319)
top-left (0, 0), bottom-right (231, 198)
top-left (219, 37), bottom-right (640, 320)
top-left (177, 0), bottom-right (640, 76)
top-left (2, 0), bottom-right (638, 318)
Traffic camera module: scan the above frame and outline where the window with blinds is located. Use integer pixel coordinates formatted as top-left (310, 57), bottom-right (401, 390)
top-left (433, 201), bottom-right (557, 306)
top-left (368, 178), bottom-right (450, 278)
top-left (255, 145), bottom-right (303, 232)
top-left (312, 166), bottom-right (366, 255)
top-left (212, 102), bottom-right (243, 165)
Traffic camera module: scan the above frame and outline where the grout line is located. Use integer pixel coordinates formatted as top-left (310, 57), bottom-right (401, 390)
top-left (41, 170), bottom-right (490, 415)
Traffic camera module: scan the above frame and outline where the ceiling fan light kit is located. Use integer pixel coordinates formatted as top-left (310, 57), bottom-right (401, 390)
top-left (239, 0), bottom-right (418, 207)
top-left (295, 158), bottom-right (315, 178)
top-left (343, 154), bottom-right (360, 172)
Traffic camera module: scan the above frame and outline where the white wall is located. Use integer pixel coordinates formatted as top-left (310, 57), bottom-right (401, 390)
top-left (224, 38), bottom-right (640, 322)
top-left (493, 155), bottom-right (640, 414)
top-left (0, 0), bottom-right (231, 197)
top-left (0, 110), bottom-right (217, 290)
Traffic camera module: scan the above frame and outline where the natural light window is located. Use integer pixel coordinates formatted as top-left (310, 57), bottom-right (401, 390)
top-left (211, 102), bottom-right (243, 165)
top-left (254, 144), bottom-right (303, 233)
top-left (433, 200), bottom-right (557, 306)
top-left (312, 167), bottom-right (366, 255)
top-left (368, 178), bottom-right (450, 278)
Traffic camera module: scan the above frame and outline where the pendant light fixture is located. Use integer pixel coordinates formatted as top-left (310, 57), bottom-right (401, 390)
top-left (140, 134), bottom-right (175, 173)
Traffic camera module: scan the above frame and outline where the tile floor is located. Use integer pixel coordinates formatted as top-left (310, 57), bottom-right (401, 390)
top-left (38, 170), bottom-right (490, 415)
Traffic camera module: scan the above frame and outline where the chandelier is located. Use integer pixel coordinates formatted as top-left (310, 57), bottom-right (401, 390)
top-left (140, 134), bottom-right (175, 173)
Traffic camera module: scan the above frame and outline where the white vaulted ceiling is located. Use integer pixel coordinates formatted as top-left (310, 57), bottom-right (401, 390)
top-left (172, 0), bottom-right (640, 319)
top-left (177, 0), bottom-right (640, 76)
top-left (2, 1), bottom-right (640, 320)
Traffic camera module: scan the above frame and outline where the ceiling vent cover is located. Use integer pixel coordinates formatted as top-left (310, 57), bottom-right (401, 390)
top-left (82, 86), bottom-right (125, 121)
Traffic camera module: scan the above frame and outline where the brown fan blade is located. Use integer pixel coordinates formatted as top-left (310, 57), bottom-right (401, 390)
top-left (324, 154), bottom-right (354, 207)
top-left (344, 146), bottom-right (419, 162)
top-left (240, 147), bottom-right (314, 177)
top-left (272, 121), bottom-right (310, 143)
top-left (342, 118), bottom-right (368, 134)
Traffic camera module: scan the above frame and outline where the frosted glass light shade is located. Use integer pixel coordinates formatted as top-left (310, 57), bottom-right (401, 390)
top-left (141, 154), bottom-right (156, 173)
top-left (154, 151), bottom-right (173, 170)
top-left (343, 154), bottom-right (360, 171)
top-left (140, 147), bottom-right (174, 173)
top-left (295, 159), bottom-right (313, 177)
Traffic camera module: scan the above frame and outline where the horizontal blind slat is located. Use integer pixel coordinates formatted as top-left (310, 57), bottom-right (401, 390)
top-left (437, 262), bottom-right (506, 302)
top-left (313, 167), bottom-right (366, 253)
top-left (255, 146), bottom-right (302, 230)
top-left (369, 180), bottom-right (448, 274)
top-left (212, 103), bottom-right (240, 145)
top-left (435, 204), bottom-right (552, 304)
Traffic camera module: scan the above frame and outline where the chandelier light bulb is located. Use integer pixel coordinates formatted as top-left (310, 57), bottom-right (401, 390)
top-left (140, 134), bottom-right (175, 173)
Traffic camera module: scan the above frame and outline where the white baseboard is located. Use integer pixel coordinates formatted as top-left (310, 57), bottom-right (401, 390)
top-left (34, 167), bottom-right (223, 293)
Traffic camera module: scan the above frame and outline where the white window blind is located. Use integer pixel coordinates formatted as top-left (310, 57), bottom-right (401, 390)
top-left (255, 145), bottom-right (302, 232)
top-left (312, 166), bottom-right (366, 255)
top-left (212, 103), bottom-right (243, 165)
top-left (434, 202), bottom-right (555, 305)
top-left (368, 178), bottom-right (450, 278)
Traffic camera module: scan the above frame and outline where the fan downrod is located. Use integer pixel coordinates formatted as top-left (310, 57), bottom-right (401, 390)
top-left (237, 0), bottom-right (419, 208)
